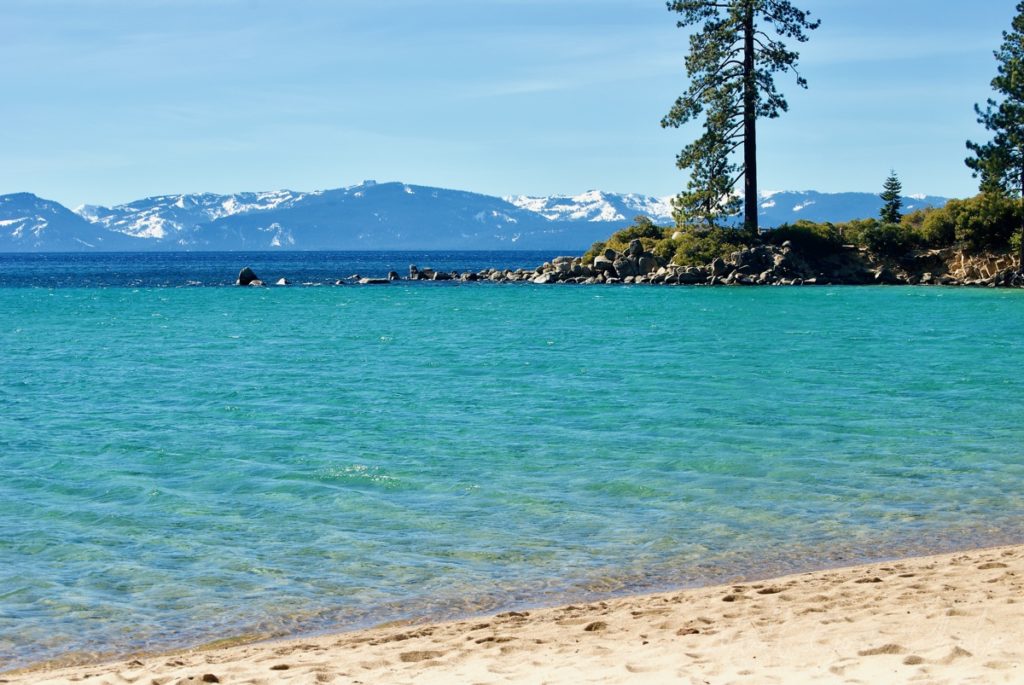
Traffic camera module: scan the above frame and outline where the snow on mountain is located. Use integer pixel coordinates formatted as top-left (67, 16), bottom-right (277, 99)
top-left (76, 190), bottom-right (315, 243)
top-left (0, 193), bottom-right (143, 252)
top-left (1, 183), bottom-right (950, 252)
top-left (754, 190), bottom-right (947, 226)
top-left (505, 190), bottom-right (675, 224)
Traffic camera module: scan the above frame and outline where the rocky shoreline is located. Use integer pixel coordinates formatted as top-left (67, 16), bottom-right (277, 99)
top-left (237, 239), bottom-right (1024, 288)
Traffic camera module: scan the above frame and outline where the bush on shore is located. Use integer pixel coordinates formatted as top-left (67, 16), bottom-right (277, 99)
top-left (581, 192), bottom-right (1021, 268)
top-left (763, 221), bottom-right (842, 259)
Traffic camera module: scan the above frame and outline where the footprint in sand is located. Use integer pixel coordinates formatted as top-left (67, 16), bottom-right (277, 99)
top-left (858, 644), bottom-right (905, 656)
top-left (940, 646), bottom-right (973, 664)
top-left (978, 562), bottom-right (1009, 570)
top-left (398, 650), bottom-right (444, 663)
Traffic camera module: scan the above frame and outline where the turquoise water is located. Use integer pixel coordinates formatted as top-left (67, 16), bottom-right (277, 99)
top-left (2, 283), bottom-right (1023, 670)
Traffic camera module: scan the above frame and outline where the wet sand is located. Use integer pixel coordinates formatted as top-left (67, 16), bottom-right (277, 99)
top-left (6, 545), bottom-right (1023, 684)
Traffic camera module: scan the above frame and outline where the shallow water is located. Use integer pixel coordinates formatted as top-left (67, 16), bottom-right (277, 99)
top-left (2, 263), bottom-right (1023, 669)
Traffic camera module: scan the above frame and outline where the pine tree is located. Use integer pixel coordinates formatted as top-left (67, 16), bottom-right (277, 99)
top-left (662, 0), bottom-right (819, 235)
top-left (879, 170), bottom-right (903, 224)
top-left (966, 1), bottom-right (1024, 271)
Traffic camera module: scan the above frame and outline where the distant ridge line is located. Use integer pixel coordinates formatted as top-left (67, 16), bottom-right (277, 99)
top-left (0, 183), bottom-right (948, 252)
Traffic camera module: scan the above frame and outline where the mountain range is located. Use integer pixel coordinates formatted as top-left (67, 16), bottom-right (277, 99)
top-left (0, 181), bottom-right (948, 252)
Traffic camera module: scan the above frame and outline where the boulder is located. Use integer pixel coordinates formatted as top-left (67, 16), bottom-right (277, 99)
top-left (275, 277), bottom-right (290, 286)
top-left (408, 265), bottom-right (420, 279)
top-left (638, 253), bottom-right (659, 275)
top-left (358, 278), bottom-right (391, 285)
top-left (533, 273), bottom-right (556, 284)
top-left (237, 266), bottom-right (259, 286)
top-left (613, 256), bottom-right (638, 278)
top-left (710, 258), bottom-right (728, 277)
top-left (604, 248), bottom-right (619, 261)
top-left (387, 271), bottom-right (401, 282)
top-left (247, 279), bottom-right (265, 287)
top-left (592, 256), bottom-right (618, 276)
top-left (734, 246), bottom-right (774, 273)
top-left (873, 266), bottom-right (899, 284)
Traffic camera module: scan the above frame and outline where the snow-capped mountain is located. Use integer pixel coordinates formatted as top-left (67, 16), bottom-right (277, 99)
top-left (0, 183), bottom-right (949, 252)
top-left (505, 190), bottom-right (675, 224)
top-left (0, 193), bottom-right (143, 252)
top-left (755, 190), bottom-right (947, 226)
top-left (76, 189), bottom-right (317, 243)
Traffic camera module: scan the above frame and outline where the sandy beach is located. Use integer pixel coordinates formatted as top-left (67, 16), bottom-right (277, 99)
top-left (5, 544), bottom-right (1021, 685)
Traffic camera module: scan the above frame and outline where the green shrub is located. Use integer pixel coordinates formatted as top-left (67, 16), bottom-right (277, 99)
top-left (949, 193), bottom-right (1019, 251)
top-left (580, 216), bottom-right (673, 263)
top-left (765, 221), bottom-right (842, 260)
top-left (897, 194), bottom-right (1019, 252)
top-left (670, 226), bottom-right (749, 266)
top-left (581, 241), bottom-right (607, 264)
top-left (835, 218), bottom-right (879, 247)
top-left (917, 208), bottom-right (955, 247)
top-left (861, 222), bottom-right (917, 259)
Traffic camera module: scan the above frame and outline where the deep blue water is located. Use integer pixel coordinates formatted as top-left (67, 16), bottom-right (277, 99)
top-left (1, 252), bottom-right (1023, 671)
top-left (0, 251), bottom-right (559, 288)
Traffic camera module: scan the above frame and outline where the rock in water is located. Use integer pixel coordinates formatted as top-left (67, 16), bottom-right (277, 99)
top-left (387, 271), bottom-right (401, 281)
top-left (275, 277), bottom-right (290, 286)
top-left (237, 266), bottom-right (259, 286)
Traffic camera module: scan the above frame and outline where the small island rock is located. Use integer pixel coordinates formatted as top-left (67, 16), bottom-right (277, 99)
top-left (237, 266), bottom-right (259, 286)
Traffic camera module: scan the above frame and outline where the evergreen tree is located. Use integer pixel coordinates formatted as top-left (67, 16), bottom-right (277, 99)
top-left (966, 1), bottom-right (1024, 270)
top-left (662, 0), bottom-right (819, 235)
top-left (879, 170), bottom-right (903, 224)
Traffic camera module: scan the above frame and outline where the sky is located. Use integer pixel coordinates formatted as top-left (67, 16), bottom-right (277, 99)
top-left (0, 0), bottom-right (1016, 207)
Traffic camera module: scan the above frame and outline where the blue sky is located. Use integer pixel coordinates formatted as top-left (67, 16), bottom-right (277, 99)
top-left (0, 0), bottom-right (1015, 207)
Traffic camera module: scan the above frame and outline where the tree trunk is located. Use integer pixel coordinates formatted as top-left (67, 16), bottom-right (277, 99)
top-left (1019, 169), bottom-right (1024, 274)
top-left (742, 2), bottom-right (758, 238)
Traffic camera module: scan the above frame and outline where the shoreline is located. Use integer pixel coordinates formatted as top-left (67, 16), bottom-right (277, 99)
top-left (7, 544), bottom-right (1022, 684)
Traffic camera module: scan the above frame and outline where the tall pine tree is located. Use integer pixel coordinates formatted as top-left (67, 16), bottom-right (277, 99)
top-left (662, 0), bottom-right (818, 235)
top-left (966, 1), bottom-right (1024, 271)
top-left (879, 170), bottom-right (903, 224)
